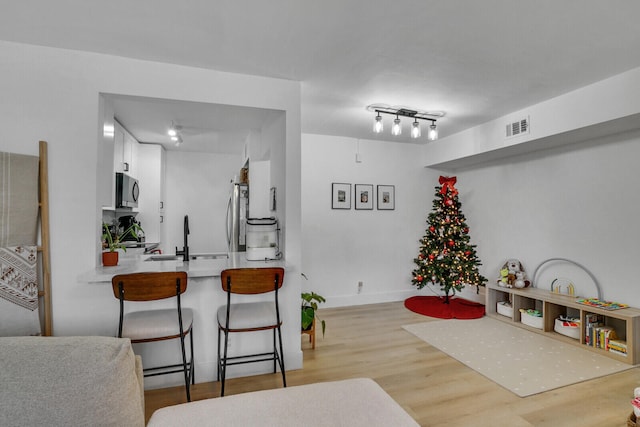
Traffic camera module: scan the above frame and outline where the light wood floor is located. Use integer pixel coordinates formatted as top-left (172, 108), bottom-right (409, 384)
top-left (144, 302), bottom-right (640, 426)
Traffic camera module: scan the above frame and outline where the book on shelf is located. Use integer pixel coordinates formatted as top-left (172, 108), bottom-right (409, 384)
top-left (608, 339), bottom-right (627, 355)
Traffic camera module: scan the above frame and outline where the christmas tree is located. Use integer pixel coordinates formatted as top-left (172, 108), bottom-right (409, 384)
top-left (412, 176), bottom-right (487, 303)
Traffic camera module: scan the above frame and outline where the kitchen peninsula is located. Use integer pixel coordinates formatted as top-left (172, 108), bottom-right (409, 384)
top-left (78, 253), bottom-right (294, 391)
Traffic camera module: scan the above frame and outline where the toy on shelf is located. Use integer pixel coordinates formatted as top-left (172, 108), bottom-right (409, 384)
top-left (554, 315), bottom-right (580, 339)
top-left (497, 258), bottom-right (531, 288)
top-left (519, 308), bottom-right (543, 329)
top-left (576, 298), bottom-right (628, 311)
top-left (551, 277), bottom-right (576, 296)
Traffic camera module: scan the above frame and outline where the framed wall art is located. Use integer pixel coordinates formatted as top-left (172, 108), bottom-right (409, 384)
top-left (331, 183), bottom-right (351, 209)
top-left (377, 185), bottom-right (395, 210)
top-left (355, 184), bottom-right (373, 210)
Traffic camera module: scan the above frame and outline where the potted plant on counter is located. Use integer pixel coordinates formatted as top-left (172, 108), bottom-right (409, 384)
top-left (101, 222), bottom-right (143, 267)
top-left (301, 291), bottom-right (326, 340)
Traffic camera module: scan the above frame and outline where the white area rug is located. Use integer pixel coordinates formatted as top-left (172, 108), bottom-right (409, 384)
top-left (403, 317), bottom-right (633, 397)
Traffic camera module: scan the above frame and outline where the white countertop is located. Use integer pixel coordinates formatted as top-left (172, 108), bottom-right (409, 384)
top-left (80, 252), bottom-right (286, 283)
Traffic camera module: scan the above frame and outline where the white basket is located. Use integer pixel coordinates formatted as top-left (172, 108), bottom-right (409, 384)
top-left (497, 301), bottom-right (513, 317)
top-left (520, 311), bottom-right (543, 329)
top-left (554, 318), bottom-right (580, 339)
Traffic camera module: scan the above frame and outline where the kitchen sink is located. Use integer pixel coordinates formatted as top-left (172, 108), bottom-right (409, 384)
top-left (144, 253), bottom-right (229, 261)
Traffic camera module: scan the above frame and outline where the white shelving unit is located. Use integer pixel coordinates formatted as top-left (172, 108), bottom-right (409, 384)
top-left (486, 283), bottom-right (640, 364)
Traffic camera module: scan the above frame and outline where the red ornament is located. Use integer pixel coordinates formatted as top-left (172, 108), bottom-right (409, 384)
top-left (416, 275), bottom-right (423, 282)
top-left (418, 253), bottom-right (425, 259)
top-left (463, 227), bottom-right (469, 233)
top-left (445, 198), bottom-right (454, 206)
top-left (429, 226), bottom-right (436, 233)
top-left (428, 254), bottom-right (435, 260)
top-left (464, 250), bottom-right (471, 256)
top-left (448, 240), bottom-right (455, 247)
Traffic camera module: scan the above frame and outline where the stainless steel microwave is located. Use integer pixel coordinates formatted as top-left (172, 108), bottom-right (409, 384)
top-left (115, 172), bottom-right (139, 208)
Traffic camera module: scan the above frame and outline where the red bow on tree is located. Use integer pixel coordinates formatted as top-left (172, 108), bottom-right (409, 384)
top-left (439, 176), bottom-right (458, 196)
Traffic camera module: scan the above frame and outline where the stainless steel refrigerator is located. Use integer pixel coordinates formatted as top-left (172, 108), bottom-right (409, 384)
top-left (226, 182), bottom-right (249, 252)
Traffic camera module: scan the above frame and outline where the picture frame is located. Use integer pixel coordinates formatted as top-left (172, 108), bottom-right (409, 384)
top-left (377, 185), bottom-right (395, 210)
top-left (332, 183), bottom-right (351, 209)
top-left (355, 184), bottom-right (373, 210)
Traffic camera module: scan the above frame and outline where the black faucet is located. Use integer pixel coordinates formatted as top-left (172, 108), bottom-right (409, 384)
top-left (175, 215), bottom-right (190, 262)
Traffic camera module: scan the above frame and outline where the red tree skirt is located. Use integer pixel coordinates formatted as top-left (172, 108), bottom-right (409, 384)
top-left (404, 296), bottom-right (485, 319)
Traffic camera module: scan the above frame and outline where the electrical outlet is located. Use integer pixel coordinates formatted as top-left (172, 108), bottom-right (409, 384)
top-left (358, 281), bottom-right (363, 294)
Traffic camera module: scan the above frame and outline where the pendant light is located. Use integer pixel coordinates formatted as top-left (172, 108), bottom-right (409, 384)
top-left (373, 113), bottom-right (384, 133)
top-left (411, 119), bottom-right (421, 139)
top-left (392, 115), bottom-right (402, 136)
top-left (428, 123), bottom-right (438, 141)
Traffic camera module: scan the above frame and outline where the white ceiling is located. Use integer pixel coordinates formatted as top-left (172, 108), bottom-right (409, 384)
top-left (3, 1), bottom-right (640, 152)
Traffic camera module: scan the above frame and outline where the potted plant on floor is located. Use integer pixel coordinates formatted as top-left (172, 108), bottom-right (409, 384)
top-left (301, 291), bottom-right (326, 337)
top-left (101, 222), bottom-right (143, 266)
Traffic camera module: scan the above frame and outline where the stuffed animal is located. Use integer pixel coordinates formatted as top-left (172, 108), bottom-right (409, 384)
top-left (514, 271), bottom-right (526, 288)
top-left (498, 268), bottom-right (510, 287)
top-left (497, 258), bottom-right (530, 288)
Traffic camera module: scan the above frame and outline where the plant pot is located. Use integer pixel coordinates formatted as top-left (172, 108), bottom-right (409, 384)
top-left (102, 251), bottom-right (119, 267)
top-left (301, 306), bottom-right (315, 331)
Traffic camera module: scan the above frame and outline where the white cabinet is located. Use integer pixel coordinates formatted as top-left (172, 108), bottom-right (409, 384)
top-left (123, 131), bottom-right (138, 178)
top-left (113, 120), bottom-right (139, 178)
top-left (113, 121), bottom-right (125, 174)
top-left (136, 143), bottom-right (165, 246)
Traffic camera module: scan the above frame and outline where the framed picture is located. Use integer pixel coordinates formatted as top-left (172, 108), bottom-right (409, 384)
top-left (377, 185), bottom-right (395, 210)
top-left (355, 184), bottom-right (373, 210)
top-left (332, 183), bottom-right (351, 209)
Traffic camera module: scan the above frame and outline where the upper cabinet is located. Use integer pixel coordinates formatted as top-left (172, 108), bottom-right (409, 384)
top-left (114, 120), bottom-right (139, 178)
top-left (136, 143), bottom-right (166, 246)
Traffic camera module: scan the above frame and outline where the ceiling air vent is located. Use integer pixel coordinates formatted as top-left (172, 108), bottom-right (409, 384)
top-left (505, 116), bottom-right (530, 138)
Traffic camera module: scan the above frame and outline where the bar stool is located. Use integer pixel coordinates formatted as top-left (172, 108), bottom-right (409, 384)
top-left (217, 267), bottom-right (286, 396)
top-left (112, 271), bottom-right (194, 402)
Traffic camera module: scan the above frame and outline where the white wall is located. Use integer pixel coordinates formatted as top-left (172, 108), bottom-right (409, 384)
top-left (301, 134), bottom-right (440, 307)
top-left (424, 66), bottom-right (640, 168)
top-left (0, 40), bottom-right (302, 378)
top-left (448, 129), bottom-right (640, 306)
top-left (164, 151), bottom-right (242, 254)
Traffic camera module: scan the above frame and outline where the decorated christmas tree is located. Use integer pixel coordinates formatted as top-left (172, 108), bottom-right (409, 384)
top-left (412, 176), bottom-right (487, 303)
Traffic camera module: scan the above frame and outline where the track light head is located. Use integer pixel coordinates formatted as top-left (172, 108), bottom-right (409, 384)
top-left (392, 116), bottom-right (402, 136)
top-left (373, 113), bottom-right (384, 133)
top-left (428, 123), bottom-right (438, 141)
top-left (411, 120), bottom-right (421, 139)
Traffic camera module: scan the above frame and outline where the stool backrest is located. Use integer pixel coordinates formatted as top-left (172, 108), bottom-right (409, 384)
top-left (112, 271), bottom-right (188, 302)
top-left (220, 268), bottom-right (284, 294)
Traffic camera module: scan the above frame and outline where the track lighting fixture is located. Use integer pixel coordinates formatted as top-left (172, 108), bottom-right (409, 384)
top-left (366, 104), bottom-right (444, 141)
